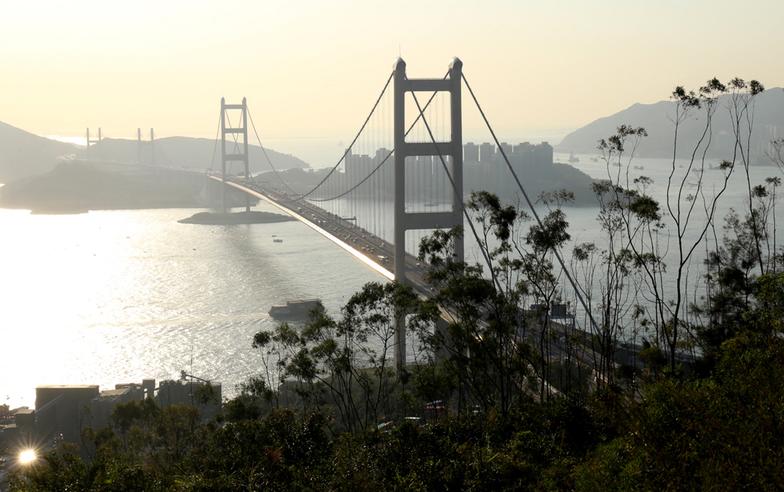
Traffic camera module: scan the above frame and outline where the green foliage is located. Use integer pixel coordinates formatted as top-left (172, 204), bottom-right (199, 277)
top-left (578, 333), bottom-right (784, 490)
top-left (11, 75), bottom-right (783, 490)
top-left (250, 281), bottom-right (435, 432)
top-left (12, 298), bottom-right (784, 491)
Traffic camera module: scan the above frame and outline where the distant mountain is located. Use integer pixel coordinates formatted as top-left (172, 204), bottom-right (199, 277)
top-left (79, 136), bottom-right (310, 173)
top-left (0, 121), bottom-right (311, 184)
top-left (557, 88), bottom-right (784, 161)
top-left (0, 121), bottom-right (77, 182)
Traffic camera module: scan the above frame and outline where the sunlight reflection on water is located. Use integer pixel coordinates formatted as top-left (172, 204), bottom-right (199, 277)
top-left (1, 155), bottom-right (781, 408)
top-left (0, 203), bottom-right (380, 408)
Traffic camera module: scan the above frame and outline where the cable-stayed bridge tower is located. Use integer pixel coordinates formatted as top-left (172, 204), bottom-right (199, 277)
top-left (393, 57), bottom-right (465, 282)
top-left (220, 97), bottom-right (250, 211)
top-left (207, 60), bottom-right (467, 371)
top-left (204, 58), bottom-right (605, 382)
top-left (85, 128), bottom-right (102, 147)
top-left (134, 128), bottom-right (156, 165)
top-left (393, 58), bottom-right (464, 369)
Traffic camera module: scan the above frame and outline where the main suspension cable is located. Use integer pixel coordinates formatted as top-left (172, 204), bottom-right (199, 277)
top-left (461, 72), bottom-right (599, 333)
top-left (291, 72), bottom-right (394, 201)
top-left (246, 106), bottom-right (300, 195)
top-left (408, 88), bottom-right (502, 293)
top-left (309, 72), bottom-right (449, 203)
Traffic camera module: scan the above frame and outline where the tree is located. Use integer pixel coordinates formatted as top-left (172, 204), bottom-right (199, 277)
top-left (592, 78), bottom-right (765, 372)
top-left (416, 190), bottom-right (580, 411)
top-left (252, 282), bottom-right (432, 432)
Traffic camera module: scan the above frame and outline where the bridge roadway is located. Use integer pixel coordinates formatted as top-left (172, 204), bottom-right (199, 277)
top-left (210, 175), bottom-right (610, 391)
top-left (209, 175), bottom-right (434, 297)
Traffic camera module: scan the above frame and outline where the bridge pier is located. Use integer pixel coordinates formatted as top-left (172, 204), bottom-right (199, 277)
top-left (393, 58), bottom-right (464, 371)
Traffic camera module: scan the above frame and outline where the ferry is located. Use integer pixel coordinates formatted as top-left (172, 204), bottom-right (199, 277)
top-left (268, 299), bottom-right (324, 321)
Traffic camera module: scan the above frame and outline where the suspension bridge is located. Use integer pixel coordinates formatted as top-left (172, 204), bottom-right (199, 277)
top-left (198, 58), bottom-right (597, 373)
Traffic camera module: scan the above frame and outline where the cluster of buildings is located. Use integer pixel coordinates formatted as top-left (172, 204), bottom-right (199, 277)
top-left (333, 141), bottom-right (554, 202)
top-left (462, 141), bottom-right (554, 168)
top-left (0, 378), bottom-right (221, 456)
top-left (463, 142), bottom-right (555, 199)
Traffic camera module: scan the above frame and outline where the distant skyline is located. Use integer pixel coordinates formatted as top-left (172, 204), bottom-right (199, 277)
top-left (3, 0), bottom-right (783, 166)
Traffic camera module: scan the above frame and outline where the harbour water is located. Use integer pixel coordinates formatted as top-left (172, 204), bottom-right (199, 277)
top-left (1, 153), bottom-right (781, 408)
top-left (0, 205), bottom-right (379, 408)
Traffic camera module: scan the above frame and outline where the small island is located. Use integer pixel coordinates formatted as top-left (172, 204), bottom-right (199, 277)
top-left (178, 210), bottom-right (296, 225)
top-left (0, 161), bottom-right (232, 213)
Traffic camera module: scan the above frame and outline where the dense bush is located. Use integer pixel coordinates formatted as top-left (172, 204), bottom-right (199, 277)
top-left (11, 327), bottom-right (784, 491)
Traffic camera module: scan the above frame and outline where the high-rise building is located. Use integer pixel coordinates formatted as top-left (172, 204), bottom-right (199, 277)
top-left (499, 142), bottom-right (513, 158)
top-left (345, 149), bottom-right (359, 176)
top-left (533, 142), bottom-right (553, 167)
top-left (512, 142), bottom-right (532, 168)
top-left (346, 150), bottom-right (373, 186)
top-left (463, 142), bottom-right (479, 163)
top-left (374, 148), bottom-right (390, 164)
top-left (479, 142), bottom-right (495, 163)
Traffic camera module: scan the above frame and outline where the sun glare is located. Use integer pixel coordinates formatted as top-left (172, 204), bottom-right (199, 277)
top-left (18, 448), bottom-right (37, 465)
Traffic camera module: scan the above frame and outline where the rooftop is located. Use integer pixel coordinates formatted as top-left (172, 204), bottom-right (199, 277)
top-left (36, 385), bottom-right (99, 390)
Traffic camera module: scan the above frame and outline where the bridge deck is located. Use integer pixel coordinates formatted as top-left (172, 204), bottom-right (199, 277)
top-left (210, 174), bottom-right (613, 394)
top-left (209, 175), bottom-right (433, 296)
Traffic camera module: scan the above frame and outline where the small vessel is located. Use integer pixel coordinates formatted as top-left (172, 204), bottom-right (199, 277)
top-left (269, 299), bottom-right (324, 321)
top-left (568, 152), bottom-right (580, 163)
top-left (273, 238), bottom-right (283, 243)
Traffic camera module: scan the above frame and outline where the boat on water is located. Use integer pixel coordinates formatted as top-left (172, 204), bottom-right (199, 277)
top-left (268, 299), bottom-right (324, 321)
top-left (568, 152), bottom-right (580, 163)
top-left (273, 238), bottom-right (283, 243)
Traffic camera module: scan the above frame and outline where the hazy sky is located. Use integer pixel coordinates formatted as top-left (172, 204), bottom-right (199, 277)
top-left (2, 0), bottom-right (783, 164)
